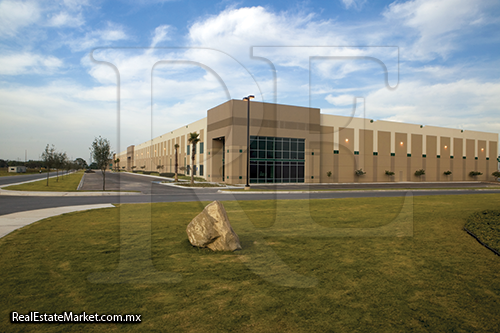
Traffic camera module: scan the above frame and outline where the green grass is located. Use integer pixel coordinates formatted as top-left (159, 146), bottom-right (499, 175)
top-left (172, 182), bottom-right (225, 187)
top-left (3, 171), bottom-right (83, 191)
top-left (465, 210), bottom-right (500, 254)
top-left (1, 194), bottom-right (500, 332)
top-left (0, 168), bottom-right (49, 177)
top-left (177, 176), bottom-right (206, 182)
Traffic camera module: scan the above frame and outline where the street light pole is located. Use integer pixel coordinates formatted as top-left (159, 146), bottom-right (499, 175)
top-left (243, 95), bottom-right (254, 190)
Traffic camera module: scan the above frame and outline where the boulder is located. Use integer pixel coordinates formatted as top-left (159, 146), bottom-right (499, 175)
top-left (186, 201), bottom-right (242, 251)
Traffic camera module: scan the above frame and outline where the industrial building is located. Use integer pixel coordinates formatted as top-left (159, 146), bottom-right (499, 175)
top-left (116, 100), bottom-right (499, 184)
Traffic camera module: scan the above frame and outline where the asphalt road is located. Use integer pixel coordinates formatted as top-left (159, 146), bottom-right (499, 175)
top-left (1, 171), bottom-right (499, 216)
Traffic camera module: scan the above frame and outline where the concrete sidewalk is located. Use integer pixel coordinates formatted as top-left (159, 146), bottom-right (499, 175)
top-left (0, 204), bottom-right (115, 239)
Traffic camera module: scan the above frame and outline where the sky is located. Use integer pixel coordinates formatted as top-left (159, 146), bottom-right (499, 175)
top-left (1, 0), bottom-right (499, 162)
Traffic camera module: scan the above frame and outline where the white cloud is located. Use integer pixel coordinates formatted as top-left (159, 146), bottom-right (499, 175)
top-left (0, 53), bottom-right (63, 75)
top-left (0, 0), bottom-right (40, 37)
top-left (365, 79), bottom-right (500, 133)
top-left (100, 24), bottom-right (127, 41)
top-left (150, 25), bottom-right (171, 47)
top-left (188, 6), bottom-right (347, 61)
top-left (340, 0), bottom-right (367, 10)
top-left (325, 94), bottom-right (355, 106)
top-left (383, 0), bottom-right (492, 60)
top-left (67, 22), bottom-right (129, 51)
top-left (47, 11), bottom-right (84, 27)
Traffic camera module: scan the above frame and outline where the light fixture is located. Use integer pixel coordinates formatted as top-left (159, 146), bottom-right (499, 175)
top-left (444, 145), bottom-right (448, 149)
top-left (243, 95), bottom-right (255, 190)
top-left (345, 138), bottom-right (349, 143)
top-left (400, 142), bottom-right (404, 146)
top-left (481, 148), bottom-right (484, 152)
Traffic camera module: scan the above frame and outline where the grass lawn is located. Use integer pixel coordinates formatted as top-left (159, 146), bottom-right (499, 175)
top-left (0, 168), bottom-right (49, 177)
top-left (1, 194), bottom-right (500, 332)
top-left (3, 171), bottom-right (83, 191)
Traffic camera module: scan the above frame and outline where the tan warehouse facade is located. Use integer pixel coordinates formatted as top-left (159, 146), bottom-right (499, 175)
top-left (116, 100), bottom-right (499, 184)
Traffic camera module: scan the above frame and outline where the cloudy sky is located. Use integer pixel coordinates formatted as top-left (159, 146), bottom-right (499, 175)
top-left (1, 0), bottom-right (499, 162)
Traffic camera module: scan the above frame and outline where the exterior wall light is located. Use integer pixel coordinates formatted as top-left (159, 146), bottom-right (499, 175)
top-left (345, 138), bottom-right (349, 143)
top-left (400, 142), bottom-right (404, 146)
top-left (444, 146), bottom-right (448, 149)
top-left (481, 148), bottom-right (484, 152)
top-left (243, 95), bottom-right (255, 190)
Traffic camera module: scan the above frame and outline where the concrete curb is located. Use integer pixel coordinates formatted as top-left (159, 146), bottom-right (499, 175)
top-left (157, 181), bottom-right (242, 190)
top-left (77, 172), bottom-right (86, 190)
top-left (0, 204), bottom-right (115, 239)
top-left (217, 188), bottom-right (500, 194)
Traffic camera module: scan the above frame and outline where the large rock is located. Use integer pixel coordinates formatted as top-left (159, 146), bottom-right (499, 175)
top-left (186, 201), bottom-right (242, 251)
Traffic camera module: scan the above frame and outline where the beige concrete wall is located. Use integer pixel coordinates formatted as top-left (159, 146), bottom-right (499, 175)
top-left (206, 100), bottom-right (321, 184)
top-left (118, 99), bottom-right (498, 184)
top-left (117, 117), bottom-right (207, 176)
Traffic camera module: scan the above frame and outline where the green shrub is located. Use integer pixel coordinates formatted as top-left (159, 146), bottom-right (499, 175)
top-left (444, 170), bottom-right (452, 176)
top-left (385, 170), bottom-right (395, 176)
top-left (415, 169), bottom-right (425, 177)
top-left (160, 172), bottom-right (185, 177)
top-left (469, 171), bottom-right (483, 177)
top-left (354, 169), bottom-right (366, 176)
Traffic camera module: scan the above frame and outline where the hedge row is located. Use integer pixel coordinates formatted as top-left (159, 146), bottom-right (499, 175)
top-left (160, 172), bottom-right (185, 177)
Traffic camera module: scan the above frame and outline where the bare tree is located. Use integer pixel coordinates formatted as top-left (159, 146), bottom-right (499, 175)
top-left (188, 132), bottom-right (200, 185)
top-left (91, 136), bottom-right (113, 191)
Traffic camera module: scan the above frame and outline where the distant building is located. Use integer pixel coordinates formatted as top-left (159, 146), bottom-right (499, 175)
top-left (117, 100), bottom-right (499, 183)
top-left (9, 166), bottom-right (26, 173)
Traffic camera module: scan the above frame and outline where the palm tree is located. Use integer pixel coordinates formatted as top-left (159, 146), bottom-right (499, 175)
top-left (174, 143), bottom-right (179, 182)
top-left (188, 132), bottom-right (200, 185)
top-left (114, 158), bottom-right (120, 171)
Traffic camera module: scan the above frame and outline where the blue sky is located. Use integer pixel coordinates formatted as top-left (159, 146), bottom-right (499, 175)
top-left (1, 0), bottom-right (499, 161)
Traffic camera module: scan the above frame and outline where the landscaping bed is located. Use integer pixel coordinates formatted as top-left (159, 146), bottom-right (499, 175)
top-left (464, 210), bottom-right (500, 255)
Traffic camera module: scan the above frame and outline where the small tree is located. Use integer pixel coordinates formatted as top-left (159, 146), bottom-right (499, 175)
top-left (157, 165), bottom-right (164, 173)
top-left (114, 158), bottom-right (120, 171)
top-left (188, 132), bottom-right (200, 185)
top-left (41, 144), bottom-right (56, 186)
top-left (54, 152), bottom-right (67, 182)
top-left (355, 169), bottom-right (366, 176)
top-left (469, 171), bottom-right (482, 178)
top-left (385, 170), bottom-right (395, 176)
top-left (75, 157), bottom-right (88, 169)
top-left (415, 169), bottom-right (425, 178)
top-left (443, 170), bottom-right (452, 176)
top-left (326, 171), bottom-right (332, 178)
top-left (131, 166), bottom-right (137, 171)
top-left (174, 143), bottom-right (179, 182)
top-left (492, 171), bottom-right (500, 181)
top-left (91, 136), bottom-right (113, 191)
